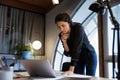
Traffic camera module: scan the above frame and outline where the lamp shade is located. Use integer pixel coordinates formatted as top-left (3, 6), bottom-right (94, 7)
top-left (32, 40), bottom-right (42, 50)
top-left (89, 1), bottom-right (106, 15)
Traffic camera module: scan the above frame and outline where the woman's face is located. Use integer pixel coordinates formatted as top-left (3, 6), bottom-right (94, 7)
top-left (56, 21), bottom-right (71, 34)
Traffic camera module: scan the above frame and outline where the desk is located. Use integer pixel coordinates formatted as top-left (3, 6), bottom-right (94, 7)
top-left (14, 72), bottom-right (115, 80)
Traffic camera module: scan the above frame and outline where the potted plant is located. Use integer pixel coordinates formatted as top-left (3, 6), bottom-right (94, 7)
top-left (16, 42), bottom-right (34, 59)
top-left (15, 43), bottom-right (24, 59)
top-left (22, 44), bottom-right (33, 59)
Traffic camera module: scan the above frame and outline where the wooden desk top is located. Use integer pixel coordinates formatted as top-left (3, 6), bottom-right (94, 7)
top-left (13, 72), bottom-right (115, 80)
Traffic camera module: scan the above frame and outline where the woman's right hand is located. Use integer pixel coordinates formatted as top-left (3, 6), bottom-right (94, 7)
top-left (61, 33), bottom-right (69, 42)
top-left (61, 33), bottom-right (69, 52)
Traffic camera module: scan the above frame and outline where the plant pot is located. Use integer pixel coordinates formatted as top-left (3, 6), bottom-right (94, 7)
top-left (22, 51), bottom-right (33, 60)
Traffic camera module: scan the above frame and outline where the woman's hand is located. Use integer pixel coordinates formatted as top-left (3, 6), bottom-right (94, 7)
top-left (61, 33), bottom-right (69, 42)
top-left (62, 70), bottom-right (73, 75)
top-left (62, 66), bottom-right (74, 75)
top-left (61, 33), bottom-right (70, 52)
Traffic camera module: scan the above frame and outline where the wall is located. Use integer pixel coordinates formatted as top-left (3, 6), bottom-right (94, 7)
top-left (45, 0), bottom-right (84, 63)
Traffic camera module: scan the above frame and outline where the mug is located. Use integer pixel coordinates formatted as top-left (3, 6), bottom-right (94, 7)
top-left (0, 67), bottom-right (13, 80)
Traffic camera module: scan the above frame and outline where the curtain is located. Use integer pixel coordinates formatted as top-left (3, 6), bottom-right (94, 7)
top-left (0, 5), bottom-right (44, 55)
top-left (0, 6), bottom-right (8, 53)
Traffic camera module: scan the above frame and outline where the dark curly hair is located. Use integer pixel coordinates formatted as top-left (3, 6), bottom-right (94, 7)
top-left (55, 13), bottom-right (72, 26)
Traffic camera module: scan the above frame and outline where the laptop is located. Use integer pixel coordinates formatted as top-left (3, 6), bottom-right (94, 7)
top-left (20, 59), bottom-right (62, 78)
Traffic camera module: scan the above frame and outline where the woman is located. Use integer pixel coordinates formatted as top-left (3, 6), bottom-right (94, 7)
top-left (55, 12), bottom-right (97, 76)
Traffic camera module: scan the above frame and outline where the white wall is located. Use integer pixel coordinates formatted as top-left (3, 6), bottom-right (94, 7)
top-left (45, 0), bottom-right (84, 63)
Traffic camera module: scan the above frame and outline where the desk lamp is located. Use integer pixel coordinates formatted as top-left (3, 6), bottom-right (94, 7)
top-left (52, 0), bottom-right (59, 5)
top-left (32, 40), bottom-right (42, 59)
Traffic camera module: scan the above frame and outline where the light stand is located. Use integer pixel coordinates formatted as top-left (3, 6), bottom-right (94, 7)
top-left (105, 0), bottom-right (120, 79)
top-left (89, 0), bottom-right (120, 79)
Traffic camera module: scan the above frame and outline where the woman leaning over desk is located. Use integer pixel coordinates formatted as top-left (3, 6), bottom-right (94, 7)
top-left (55, 12), bottom-right (97, 76)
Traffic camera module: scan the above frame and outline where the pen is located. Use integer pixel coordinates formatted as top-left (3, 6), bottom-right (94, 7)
top-left (1, 56), bottom-right (9, 68)
top-left (0, 58), bottom-right (5, 67)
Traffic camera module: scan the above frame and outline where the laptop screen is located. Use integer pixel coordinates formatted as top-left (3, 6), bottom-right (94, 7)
top-left (20, 59), bottom-right (57, 78)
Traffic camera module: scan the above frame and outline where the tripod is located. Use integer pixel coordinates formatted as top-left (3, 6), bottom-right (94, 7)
top-left (106, 0), bottom-right (120, 79)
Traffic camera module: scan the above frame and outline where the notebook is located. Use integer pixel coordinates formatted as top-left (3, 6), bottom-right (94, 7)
top-left (20, 59), bottom-right (62, 78)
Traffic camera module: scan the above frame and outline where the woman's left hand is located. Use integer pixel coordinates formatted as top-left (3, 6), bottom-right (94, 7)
top-left (62, 70), bottom-right (73, 75)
